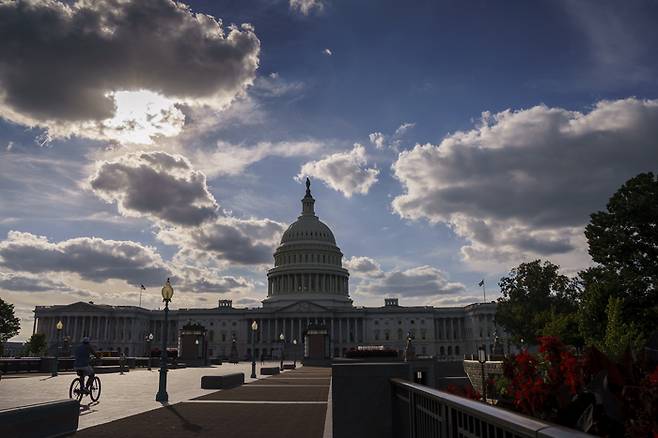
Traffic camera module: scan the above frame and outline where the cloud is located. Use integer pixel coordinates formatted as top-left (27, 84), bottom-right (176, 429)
top-left (89, 151), bottom-right (218, 226)
top-left (158, 217), bottom-right (286, 266)
top-left (194, 140), bottom-right (323, 178)
top-left (369, 132), bottom-right (386, 149)
top-left (0, 231), bottom-right (171, 286)
top-left (323, 48), bottom-right (333, 56)
top-left (252, 73), bottom-right (305, 98)
top-left (0, 272), bottom-right (72, 293)
top-left (176, 266), bottom-right (253, 294)
top-left (391, 98), bottom-right (658, 267)
top-left (0, 0), bottom-right (260, 141)
top-left (355, 265), bottom-right (466, 298)
top-left (563, 0), bottom-right (656, 85)
top-left (343, 256), bottom-right (384, 278)
top-left (297, 144), bottom-right (379, 197)
top-left (290, 0), bottom-right (325, 16)
top-left (368, 122), bottom-right (415, 151)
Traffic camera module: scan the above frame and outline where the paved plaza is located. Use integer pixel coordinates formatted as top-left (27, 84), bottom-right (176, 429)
top-left (0, 361), bottom-right (307, 432)
top-left (76, 366), bottom-right (332, 438)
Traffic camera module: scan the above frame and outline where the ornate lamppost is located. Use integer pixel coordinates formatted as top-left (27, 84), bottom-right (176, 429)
top-left (477, 345), bottom-right (487, 402)
top-left (292, 339), bottom-right (297, 368)
top-left (250, 321), bottom-right (258, 378)
top-left (279, 333), bottom-right (285, 371)
top-left (156, 278), bottom-right (173, 403)
top-left (146, 333), bottom-right (153, 370)
top-left (52, 320), bottom-right (63, 377)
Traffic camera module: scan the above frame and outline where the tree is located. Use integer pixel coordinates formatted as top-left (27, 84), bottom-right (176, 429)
top-left (600, 296), bottom-right (644, 361)
top-left (583, 172), bottom-right (658, 342)
top-left (0, 298), bottom-right (21, 354)
top-left (496, 260), bottom-right (580, 345)
top-left (24, 333), bottom-right (47, 357)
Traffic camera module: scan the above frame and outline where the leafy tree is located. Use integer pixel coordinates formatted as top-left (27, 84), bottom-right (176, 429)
top-left (24, 333), bottom-right (47, 357)
top-left (496, 260), bottom-right (580, 345)
top-left (599, 296), bottom-right (644, 360)
top-left (583, 172), bottom-right (658, 342)
top-left (541, 311), bottom-right (584, 350)
top-left (0, 298), bottom-right (21, 354)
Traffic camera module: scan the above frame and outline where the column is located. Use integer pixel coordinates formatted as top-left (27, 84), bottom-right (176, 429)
top-left (298, 319), bottom-right (302, 341)
top-left (275, 318), bottom-right (279, 338)
top-left (338, 318), bottom-right (342, 344)
top-left (105, 317), bottom-right (110, 341)
top-left (442, 319), bottom-right (447, 341)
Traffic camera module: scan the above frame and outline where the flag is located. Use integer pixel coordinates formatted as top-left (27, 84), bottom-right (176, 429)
top-left (478, 280), bottom-right (484, 287)
top-left (140, 284), bottom-right (146, 290)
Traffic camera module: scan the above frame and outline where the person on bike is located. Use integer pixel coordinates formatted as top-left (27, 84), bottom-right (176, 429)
top-left (74, 337), bottom-right (96, 393)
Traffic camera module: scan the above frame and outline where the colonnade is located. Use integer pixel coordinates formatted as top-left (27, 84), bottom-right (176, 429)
top-left (268, 273), bottom-right (348, 295)
top-left (434, 317), bottom-right (465, 340)
top-left (246, 315), bottom-right (365, 352)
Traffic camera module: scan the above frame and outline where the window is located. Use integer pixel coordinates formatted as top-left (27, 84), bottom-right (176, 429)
top-left (374, 320), bottom-right (379, 325)
top-left (397, 329), bottom-right (403, 340)
top-left (411, 320), bottom-right (415, 324)
top-left (440, 346), bottom-right (445, 355)
top-left (422, 346), bottom-right (426, 355)
top-left (421, 329), bottom-right (426, 340)
top-left (455, 346), bottom-right (460, 355)
top-left (221, 333), bottom-right (226, 342)
top-left (385, 330), bottom-right (390, 341)
top-left (447, 346), bottom-right (452, 355)
top-left (374, 330), bottom-right (379, 340)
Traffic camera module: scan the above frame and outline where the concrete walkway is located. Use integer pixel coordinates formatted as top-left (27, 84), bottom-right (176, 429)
top-left (0, 361), bottom-right (282, 430)
top-left (76, 366), bottom-right (333, 438)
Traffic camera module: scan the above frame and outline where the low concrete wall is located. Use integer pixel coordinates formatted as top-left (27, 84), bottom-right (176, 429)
top-left (260, 366), bottom-right (280, 375)
top-left (0, 399), bottom-right (79, 438)
top-left (201, 373), bottom-right (244, 389)
top-left (463, 360), bottom-right (504, 395)
top-left (332, 362), bottom-right (410, 438)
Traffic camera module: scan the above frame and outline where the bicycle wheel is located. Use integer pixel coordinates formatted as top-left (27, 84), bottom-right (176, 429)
top-left (69, 379), bottom-right (83, 402)
top-left (89, 376), bottom-right (101, 402)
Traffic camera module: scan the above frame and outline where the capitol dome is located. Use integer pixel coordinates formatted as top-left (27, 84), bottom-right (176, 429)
top-left (263, 178), bottom-right (351, 308)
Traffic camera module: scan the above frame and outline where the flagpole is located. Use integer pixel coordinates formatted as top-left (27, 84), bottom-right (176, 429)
top-left (483, 282), bottom-right (486, 303)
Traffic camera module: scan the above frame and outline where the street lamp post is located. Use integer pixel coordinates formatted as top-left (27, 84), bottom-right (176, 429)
top-left (146, 333), bottom-right (153, 370)
top-left (279, 333), bottom-right (285, 371)
top-left (52, 320), bottom-right (63, 377)
top-left (156, 278), bottom-right (174, 403)
top-left (250, 321), bottom-right (258, 378)
top-left (477, 345), bottom-right (487, 402)
top-left (292, 339), bottom-right (297, 368)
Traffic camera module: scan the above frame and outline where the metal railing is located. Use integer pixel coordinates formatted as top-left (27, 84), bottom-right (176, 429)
top-left (391, 378), bottom-right (591, 438)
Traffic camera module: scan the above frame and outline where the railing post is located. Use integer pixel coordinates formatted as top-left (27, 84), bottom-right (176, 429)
top-left (409, 388), bottom-right (416, 438)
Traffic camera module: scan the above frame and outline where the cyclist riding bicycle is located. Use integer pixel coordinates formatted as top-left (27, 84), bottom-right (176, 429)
top-left (74, 337), bottom-right (96, 393)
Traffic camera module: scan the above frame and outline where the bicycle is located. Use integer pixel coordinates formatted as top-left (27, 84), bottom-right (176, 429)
top-left (69, 371), bottom-right (101, 402)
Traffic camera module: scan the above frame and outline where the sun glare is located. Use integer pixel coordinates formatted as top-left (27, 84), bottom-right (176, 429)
top-left (103, 90), bottom-right (185, 144)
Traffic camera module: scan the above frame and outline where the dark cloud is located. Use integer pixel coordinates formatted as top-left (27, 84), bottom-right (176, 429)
top-left (90, 151), bottom-right (218, 226)
top-left (0, 231), bottom-right (171, 286)
top-left (355, 265), bottom-right (466, 298)
top-left (158, 217), bottom-right (286, 266)
top-left (176, 265), bottom-right (252, 293)
top-left (392, 98), bottom-right (658, 264)
top-left (0, 0), bottom-right (259, 135)
top-left (0, 272), bottom-right (71, 292)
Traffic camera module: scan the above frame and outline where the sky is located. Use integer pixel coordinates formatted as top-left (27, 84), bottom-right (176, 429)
top-left (1, 0), bottom-right (658, 341)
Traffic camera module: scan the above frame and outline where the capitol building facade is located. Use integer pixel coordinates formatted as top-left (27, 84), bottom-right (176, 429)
top-left (34, 180), bottom-right (499, 360)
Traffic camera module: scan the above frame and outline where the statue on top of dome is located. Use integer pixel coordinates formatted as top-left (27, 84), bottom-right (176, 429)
top-left (305, 177), bottom-right (311, 196)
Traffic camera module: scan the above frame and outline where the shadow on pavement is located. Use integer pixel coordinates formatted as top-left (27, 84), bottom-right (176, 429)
top-left (165, 404), bottom-right (203, 433)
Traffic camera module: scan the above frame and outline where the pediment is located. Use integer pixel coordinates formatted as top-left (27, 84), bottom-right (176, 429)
top-left (61, 301), bottom-right (108, 313)
top-left (276, 301), bottom-right (331, 313)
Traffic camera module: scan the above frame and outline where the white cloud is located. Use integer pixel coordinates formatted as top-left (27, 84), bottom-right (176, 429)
top-left (0, 0), bottom-right (260, 142)
top-left (290, 0), bottom-right (325, 16)
top-left (391, 98), bottom-right (658, 270)
top-left (297, 144), bottom-right (379, 197)
top-left (344, 256), bottom-right (384, 278)
top-left (368, 132), bottom-right (386, 149)
top-left (195, 140), bottom-right (323, 178)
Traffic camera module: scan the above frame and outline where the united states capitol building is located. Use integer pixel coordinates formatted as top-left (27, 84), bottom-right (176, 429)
top-left (34, 180), bottom-right (499, 360)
